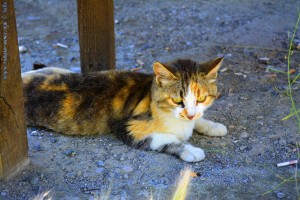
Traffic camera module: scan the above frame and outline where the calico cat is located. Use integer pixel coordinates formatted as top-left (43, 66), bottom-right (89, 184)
top-left (22, 57), bottom-right (227, 162)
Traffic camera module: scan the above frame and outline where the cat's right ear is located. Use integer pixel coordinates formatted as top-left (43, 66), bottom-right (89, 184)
top-left (153, 62), bottom-right (177, 86)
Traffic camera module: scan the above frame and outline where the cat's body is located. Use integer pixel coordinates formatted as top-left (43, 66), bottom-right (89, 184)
top-left (22, 58), bottom-right (227, 162)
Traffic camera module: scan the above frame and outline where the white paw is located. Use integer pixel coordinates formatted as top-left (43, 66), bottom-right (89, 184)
top-left (205, 123), bottom-right (227, 137)
top-left (180, 144), bottom-right (205, 162)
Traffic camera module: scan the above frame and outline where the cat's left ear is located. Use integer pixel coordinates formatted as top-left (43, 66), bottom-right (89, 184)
top-left (153, 62), bottom-right (177, 86)
top-left (205, 57), bottom-right (224, 83)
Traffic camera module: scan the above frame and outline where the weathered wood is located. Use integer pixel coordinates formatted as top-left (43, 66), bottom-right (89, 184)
top-left (77, 0), bottom-right (116, 72)
top-left (0, 0), bottom-right (29, 180)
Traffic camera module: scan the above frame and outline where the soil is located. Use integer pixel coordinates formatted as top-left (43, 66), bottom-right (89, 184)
top-left (1, 0), bottom-right (300, 199)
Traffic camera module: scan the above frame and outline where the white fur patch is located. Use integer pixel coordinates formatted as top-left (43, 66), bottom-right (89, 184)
top-left (185, 84), bottom-right (197, 117)
top-left (163, 113), bottom-right (196, 141)
top-left (194, 118), bottom-right (227, 136)
top-left (173, 83), bottom-right (208, 120)
top-left (150, 133), bottom-right (180, 150)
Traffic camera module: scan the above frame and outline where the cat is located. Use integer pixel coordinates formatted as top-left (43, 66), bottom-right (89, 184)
top-left (22, 57), bottom-right (227, 162)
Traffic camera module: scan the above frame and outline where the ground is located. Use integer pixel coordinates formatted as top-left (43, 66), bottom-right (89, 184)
top-left (1, 0), bottom-right (300, 199)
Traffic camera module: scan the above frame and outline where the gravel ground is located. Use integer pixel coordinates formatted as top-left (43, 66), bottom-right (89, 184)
top-left (1, 0), bottom-right (300, 199)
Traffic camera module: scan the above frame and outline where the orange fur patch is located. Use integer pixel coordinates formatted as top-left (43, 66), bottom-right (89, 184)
top-left (133, 94), bottom-right (151, 116)
top-left (127, 119), bottom-right (167, 140)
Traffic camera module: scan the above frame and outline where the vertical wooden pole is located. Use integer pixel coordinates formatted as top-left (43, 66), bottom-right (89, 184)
top-left (77, 0), bottom-right (116, 73)
top-left (0, 0), bottom-right (29, 180)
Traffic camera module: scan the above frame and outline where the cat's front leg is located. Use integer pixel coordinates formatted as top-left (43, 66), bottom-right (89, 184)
top-left (146, 133), bottom-right (205, 162)
top-left (194, 118), bottom-right (227, 137)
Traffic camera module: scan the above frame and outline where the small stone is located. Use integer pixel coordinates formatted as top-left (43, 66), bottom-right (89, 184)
top-left (19, 46), bottom-right (27, 53)
top-left (186, 41), bottom-right (193, 46)
top-left (122, 165), bottom-right (133, 172)
top-left (96, 161), bottom-right (105, 167)
top-left (279, 138), bottom-right (287, 146)
top-left (240, 132), bottom-right (249, 138)
top-left (30, 177), bottom-right (40, 185)
top-left (66, 172), bottom-right (76, 179)
top-left (33, 143), bottom-right (43, 152)
top-left (63, 149), bottom-right (76, 157)
top-left (239, 146), bottom-right (248, 151)
top-left (258, 57), bottom-right (270, 64)
top-left (136, 59), bottom-right (145, 66)
top-left (277, 192), bottom-right (285, 199)
top-left (120, 155), bottom-right (126, 161)
top-left (95, 168), bottom-right (104, 174)
top-left (30, 131), bottom-right (39, 136)
top-left (124, 174), bottom-right (129, 179)
top-left (1, 191), bottom-right (7, 196)
top-left (50, 138), bottom-right (57, 143)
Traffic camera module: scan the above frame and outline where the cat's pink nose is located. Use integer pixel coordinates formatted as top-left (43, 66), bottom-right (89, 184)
top-left (187, 115), bottom-right (195, 120)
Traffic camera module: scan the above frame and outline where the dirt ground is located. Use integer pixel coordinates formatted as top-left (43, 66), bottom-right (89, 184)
top-left (1, 0), bottom-right (300, 199)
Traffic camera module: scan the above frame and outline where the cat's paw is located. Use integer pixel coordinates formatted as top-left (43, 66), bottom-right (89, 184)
top-left (204, 123), bottom-right (227, 136)
top-left (180, 144), bottom-right (205, 162)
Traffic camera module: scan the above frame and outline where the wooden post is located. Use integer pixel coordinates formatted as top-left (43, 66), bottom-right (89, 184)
top-left (77, 0), bottom-right (116, 73)
top-left (0, 0), bottom-right (29, 180)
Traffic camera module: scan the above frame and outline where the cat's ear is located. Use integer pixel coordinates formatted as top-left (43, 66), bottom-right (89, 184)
top-left (205, 57), bottom-right (224, 83)
top-left (153, 62), bottom-right (177, 85)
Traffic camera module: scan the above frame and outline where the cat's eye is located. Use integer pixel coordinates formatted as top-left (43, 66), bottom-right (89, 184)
top-left (197, 96), bottom-right (206, 103)
top-left (172, 97), bottom-right (183, 104)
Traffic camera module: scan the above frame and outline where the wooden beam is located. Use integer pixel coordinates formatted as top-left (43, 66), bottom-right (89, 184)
top-left (77, 0), bottom-right (116, 73)
top-left (0, 0), bottom-right (29, 180)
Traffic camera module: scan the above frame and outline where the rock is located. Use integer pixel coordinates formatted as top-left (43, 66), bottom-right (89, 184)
top-left (63, 149), bottom-right (76, 157)
top-left (19, 46), bottom-right (27, 53)
top-left (136, 59), bottom-right (145, 66)
top-left (33, 143), bottom-right (43, 152)
top-left (96, 161), bottom-right (105, 167)
top-left (95, 168), bottom-right (105, 174)
top-left (240, 132), bottom-right (249, 138)
top-left (30, 177), bottom-right (40, 185)
top-left (30, 131), bottom-right (39, 136)
top-left (258, 57), bottom-right (270, 64)
top-left (66, 172), bottom-right (77, 179)
top-left (122, 165), bottom-right (133, 172)
top-left (50, 138), bottom-right (57, 143)
top-left (279, 138), bottom-right (287, 146)
top-left (277, 192), bottom-right (285, 199)
top-left (1, 191), bottom-right (7, 196)
top-left (239, 146), bottom-right (248, 151)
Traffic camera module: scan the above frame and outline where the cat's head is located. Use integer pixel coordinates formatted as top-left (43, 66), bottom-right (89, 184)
top-left (152, 57), bottom-right (223, 121)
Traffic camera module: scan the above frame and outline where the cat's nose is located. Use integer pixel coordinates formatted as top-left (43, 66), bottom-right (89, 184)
top-left (187, 115), bottom-right (195, 120)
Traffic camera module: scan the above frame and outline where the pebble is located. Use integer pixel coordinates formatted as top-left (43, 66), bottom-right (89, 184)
top-left (30, 131), bottom-right (39, 136)
top-left (95, 168), bottom-right (105, 174)
top-left (279, 138), bottom-right (287, 146)
top-left (96, 161), bottom-right (105, 167)
top-left (240, 132), bottom-right (249, 138)
top-left (122, 165), bottom-right (133, 172)
top-left (19, 46), bottom-right (28, 53)
top-left (258, 57), bottom-right (270, 64)
top-left (277, 192), bottom-right (285, 199)
top-left (30, 177), bottom-right (40, 185)
top-left (50, 138), bottom-right (57, 143)
top-left (66, 172), bottom-right (77, 179)
top-left (63, 149), bottom-right (76, 157)
top-left (33, 143), bottom-right (43, 152)
top-left (239, 146), bottom-right (248, 151)
top-left (1, 191), bottom-right (7, 196)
